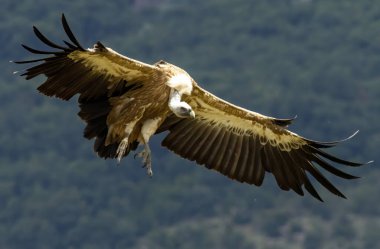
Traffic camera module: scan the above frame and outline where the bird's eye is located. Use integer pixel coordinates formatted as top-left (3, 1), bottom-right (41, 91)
top-left (180, 107), bottom-right (188, 112)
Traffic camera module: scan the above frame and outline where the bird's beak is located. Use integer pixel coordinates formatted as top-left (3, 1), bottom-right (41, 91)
top-left (189, 110), bottom-right (195, 119)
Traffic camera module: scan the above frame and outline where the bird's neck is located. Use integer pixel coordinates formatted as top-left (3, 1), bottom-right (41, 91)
top-left (168, 89), bottom-right (182, 112)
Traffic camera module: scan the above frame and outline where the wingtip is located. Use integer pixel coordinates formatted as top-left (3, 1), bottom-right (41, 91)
top-left (348, 130), bottom-right (359, 139)
top-left (32, 26), bottom-right (40, 36)
top-left (21, 44), bottom-right (33, 51)
top-left (335, 130), bottom-right (359, 143)
top-left (334, 188), bottom-right (347, 200)
top-left (61, 13), bottom-right (70, 27)
top-left (61, 13), bottom-right (67, 28)
top-left (347, 159), bottom-right (373, 167)
top-left (305, 129), bottom-right (361, 149)
top-left (60, 13), bottom-right (85, 51)
top-left (315, 195), bottom-right (324, 202)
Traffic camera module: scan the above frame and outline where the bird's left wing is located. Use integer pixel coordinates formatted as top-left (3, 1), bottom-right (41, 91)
top-left (159, 84), bottom-right (366, 201)
top-left (15, 14), bottom-right (160, 101)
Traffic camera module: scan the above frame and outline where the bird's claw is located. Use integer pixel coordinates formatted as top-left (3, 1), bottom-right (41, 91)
top-left (116, 138), bottom-right (129, 164)
top-left (135, 150), bottom-right (153, 176)
top-left (147, 167), bottom-right (153, 177)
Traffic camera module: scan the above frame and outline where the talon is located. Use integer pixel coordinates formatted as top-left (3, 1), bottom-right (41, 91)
top-left (145, 159), bottom-right (152, 176)
top-left (116, 137), bottom-right (129, 163)
top-left (136, 148), bottom-right (153, 175)
top-left (147, 168), bottom-right (153, 177)
top-left (135, 135), bottom-right (153, 177)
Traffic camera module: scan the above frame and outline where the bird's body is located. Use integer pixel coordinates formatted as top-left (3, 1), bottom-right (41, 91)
top-left (15, 14), bottom-right (369, 201)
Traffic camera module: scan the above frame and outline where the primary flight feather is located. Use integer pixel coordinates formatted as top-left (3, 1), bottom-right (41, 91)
top-left (15, 14), bottom-right (368, 201)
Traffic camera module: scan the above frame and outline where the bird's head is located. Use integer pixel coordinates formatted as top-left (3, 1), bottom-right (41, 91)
top-left (172, 102), bottom-right (195, 119)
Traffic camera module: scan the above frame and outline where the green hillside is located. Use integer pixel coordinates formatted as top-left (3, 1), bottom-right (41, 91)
top-left (1, 0), bottom-right (379, 248)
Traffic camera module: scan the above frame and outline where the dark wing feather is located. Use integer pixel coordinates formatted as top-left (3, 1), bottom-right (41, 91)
top-left (15, 14), bottom-right (161, 158)
top-left (160, 84), bottom-right (367, 201)
top-left (33, 26), bottom-right (68, 51)
top-left (61, 14), bottom-right (85, 51)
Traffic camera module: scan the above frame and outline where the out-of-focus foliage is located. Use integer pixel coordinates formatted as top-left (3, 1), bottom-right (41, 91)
top-left (1, 0), bottom-right (379, 248)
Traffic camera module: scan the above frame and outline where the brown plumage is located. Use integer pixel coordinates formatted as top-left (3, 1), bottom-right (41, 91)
top-left (15, 14), bottom-right (370, 201)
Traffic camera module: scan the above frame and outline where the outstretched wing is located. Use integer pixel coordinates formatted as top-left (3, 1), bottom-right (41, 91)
top-left (15, 14), bottom-right (161, 158)
top-left (15, 14), bottom-right (159, 101)
top-left (159, 84), bottom-right (366, 201)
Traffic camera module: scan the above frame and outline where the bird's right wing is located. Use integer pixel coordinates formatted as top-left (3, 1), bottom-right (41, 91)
top-left (15, 14), bottom-right (161, 101)
top-left (15, 14), bottom-right (163, 158)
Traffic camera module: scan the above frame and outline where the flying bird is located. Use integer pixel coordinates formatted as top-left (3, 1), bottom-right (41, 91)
top-left (15, 14), bottom-right (369, 201)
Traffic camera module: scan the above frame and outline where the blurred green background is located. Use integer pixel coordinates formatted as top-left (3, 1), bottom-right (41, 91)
top-left (1, 0), bottom-right (379, 248)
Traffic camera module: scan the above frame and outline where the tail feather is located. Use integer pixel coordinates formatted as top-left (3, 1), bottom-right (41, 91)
top-left (78, 97), bottom-right (139, 158)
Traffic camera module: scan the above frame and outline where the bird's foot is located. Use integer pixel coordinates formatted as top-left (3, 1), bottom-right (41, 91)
top-left (116, 137), bottom-right (129, 164)
top-left (135, 150), bottom-right (153, 177)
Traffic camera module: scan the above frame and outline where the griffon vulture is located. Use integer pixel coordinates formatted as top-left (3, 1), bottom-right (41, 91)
top-left (15, 14), bottom-right (369, 201)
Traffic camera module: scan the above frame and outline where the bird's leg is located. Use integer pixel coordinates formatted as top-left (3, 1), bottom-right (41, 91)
top-left (135, 143), bottom-right (153, 177)
top-left (135, 118), bottom-right (162, 177)
top-left (116, 136), bottom-right (129, 164)
top-left (115, 118), bottom-right (140, 164)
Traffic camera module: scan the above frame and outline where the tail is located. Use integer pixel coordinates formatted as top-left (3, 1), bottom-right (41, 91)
top-left (78, 95), bottom-right (138, 159)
